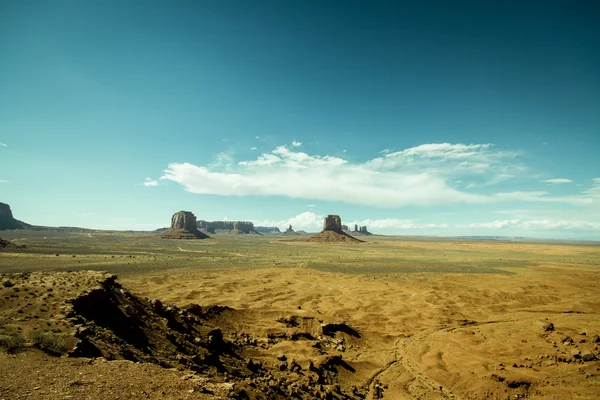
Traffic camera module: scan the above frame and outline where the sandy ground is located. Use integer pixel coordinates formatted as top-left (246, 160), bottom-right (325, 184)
top-left (1, 232), bottom-right (599, 399)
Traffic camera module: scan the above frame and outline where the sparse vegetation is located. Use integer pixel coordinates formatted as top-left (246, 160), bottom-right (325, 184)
top-left (0, 333), bottom-right (26, 353)
top-left (2, 280), bottom-right (14, 288)
top-left (30, 331), bottom-right (68, 356)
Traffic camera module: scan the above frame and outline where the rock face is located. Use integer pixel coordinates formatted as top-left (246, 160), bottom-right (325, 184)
top-left (0, 202), bottom-right (30, 230)
top-left (0, 203), bottom-right (13, 218)
top-left (171, 211), bottom-right (197, 231)
top-left (323, 215), bottom-right (342, 233)
top-left (160, 211), bottom-right (209, 239)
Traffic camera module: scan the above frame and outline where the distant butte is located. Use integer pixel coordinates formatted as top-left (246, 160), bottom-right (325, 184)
top-left (291, 215), bottom-right (363, 243)
top-left (160, 211), bottom-right (209, 239)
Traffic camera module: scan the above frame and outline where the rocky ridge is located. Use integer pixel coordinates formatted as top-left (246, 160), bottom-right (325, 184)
top-left (0, 271), bottom-right (365, 399)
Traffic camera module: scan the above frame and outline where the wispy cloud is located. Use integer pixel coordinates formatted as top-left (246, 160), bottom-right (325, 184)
top-left (250, 147), bottom-right (258, 151)
top-left (158, 142), bottom-right (598, 208)
top-left (0, 142), bottom-right (7, 147)
top-left (143, 178), bottom-right (158, 187)
top-left (254, 212), bottom-right (600, 234)
top-left (460, 219), bottom-right (600, 231)
top-left (540, 178), bottom-right (572, 184)
top-left (252, 211), bottom-right (322, 230)
top-left (291, 140), bottom-right (302, 148)
top-left (347, 218), bottom-right (448, 230)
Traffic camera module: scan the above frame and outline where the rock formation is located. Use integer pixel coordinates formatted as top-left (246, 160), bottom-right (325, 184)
top-left (197, 220), bottom-right (259, 234)
top-left (283, 224), bottom-right (299, 235)
top-left (323, 215), bottom-right (342, 233)
top-left (0, 202), bottom-right (30, 230)
top-left (359, 225), bottom-right (372, 235)
top-left (254, 226), bottom-right (281, 234)
top-left (291, 215), bottom-right (363, 243)
top-left (160, 211), bottom-right (209, 239)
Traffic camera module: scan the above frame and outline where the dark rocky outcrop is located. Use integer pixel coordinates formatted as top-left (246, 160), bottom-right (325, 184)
top-left (0, 202), bottom-right (30, 230)
top-left (0, 237), bottom-right (24, 249)
top-left (160, 211), bottom-right (209, 239)
top-left (197, 220), bottom-right (260, 235)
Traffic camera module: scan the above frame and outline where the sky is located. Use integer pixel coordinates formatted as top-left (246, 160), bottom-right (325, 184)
top-left (1, 0), bottom-right (599, 239)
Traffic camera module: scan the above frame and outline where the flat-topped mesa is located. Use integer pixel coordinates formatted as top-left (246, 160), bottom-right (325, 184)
top-left (196, 220), bottom-right (258, 234)
top-left (161, 211), bottom-right (208, 239)
top-left (323, 215), bottom-right (343, 233)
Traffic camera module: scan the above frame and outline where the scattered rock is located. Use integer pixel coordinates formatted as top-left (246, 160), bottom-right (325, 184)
top-left (581, 351), bottom-right (596, 362)
top-left (543, 322), bottom-right (554, 332)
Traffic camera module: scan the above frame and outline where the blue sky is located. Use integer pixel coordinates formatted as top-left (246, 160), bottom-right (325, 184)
top-left (1, 0), bottom-right (599, 239)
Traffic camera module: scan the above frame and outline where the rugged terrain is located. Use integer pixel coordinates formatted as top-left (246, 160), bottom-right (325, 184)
top-left (1, 231), bottom-right (599, 399)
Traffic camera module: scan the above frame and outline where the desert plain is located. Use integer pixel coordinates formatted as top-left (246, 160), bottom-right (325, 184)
top-left (1, 230), bottom-right (599, 399)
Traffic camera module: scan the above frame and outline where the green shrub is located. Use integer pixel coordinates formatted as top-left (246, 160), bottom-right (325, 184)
top-left (30, 331), bottom-right (68, 356)
top-left (2, 280), bottom-right (14, 288)
top-left (0, 334), bottom-right (26, 353)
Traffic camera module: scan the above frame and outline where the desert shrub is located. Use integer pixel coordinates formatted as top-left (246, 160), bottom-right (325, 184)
top-left (30, 331), bottom-right (68, 356)
top-left (2, 280), bottom-right (14, 288)
top-left (0, 334), bottom-right (26, 353)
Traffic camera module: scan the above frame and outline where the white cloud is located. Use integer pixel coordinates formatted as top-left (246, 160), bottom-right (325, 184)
top-left (161, 143), bottom-right (497, 207)
top-left (252, 211), bottom-right (323, 231)
top-left (493, 191), bottom-right (593, 205)
top-left (253, 212), bottom-right (600, 235)
top-left (255, 136), bottom-right (260, 139)
top-left (250, 147), bottom-right (258, 151)
top-left (291, 141), bottom-right (302, 148)
top-left (143, 178), bottom-right (158, 187)
top-left (540, 178), bottom-right (572, 184)
top-left (0, 142), bottom-right (7, 147)
top-left (0, 180), bottom-right (9, 183)
top-left (306, 204), bottom-right (316, 208)
top-left (157, 142), bottom-right (598, 209)
top-left (461, 219), bottom-right (600, 231)
top-left (347, 218), bottom-right (448, 230)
